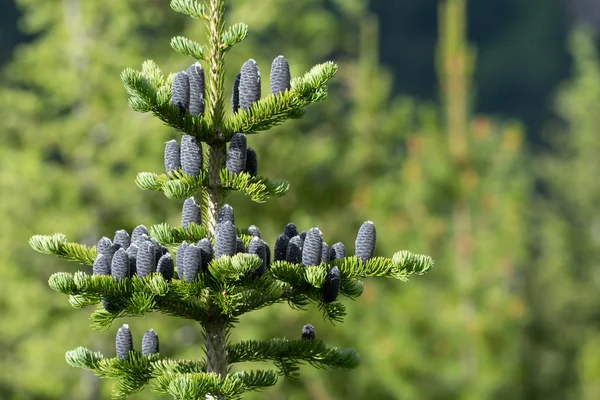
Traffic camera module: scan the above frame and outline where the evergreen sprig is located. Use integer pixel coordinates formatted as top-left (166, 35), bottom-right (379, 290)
top-left (171, 36), bottom-right (207, 61)
top-left (29, 234), bottom-right (96, 265)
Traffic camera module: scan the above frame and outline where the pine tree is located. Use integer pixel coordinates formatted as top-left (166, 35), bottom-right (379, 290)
top-left (28, 1), bottom-right (432, 398)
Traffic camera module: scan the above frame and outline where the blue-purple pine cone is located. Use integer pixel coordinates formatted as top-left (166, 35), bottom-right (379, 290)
top-left (131, 225), bottom-right (150, 245)
top-left (270, 55), bottom-right (291, 95)
top-left (97, 237), bottom-right (115, 262)
top-left (176, 241), bottom-right (189, 280)
top-left (183, 244), bottom-right (202, 282)
top-left (274, 233), bottom-right (290, 261)
top-left (137, 241), bottom-right (157, 278)
top-left (247, 225), bottom-right (261, 238)
top-left (244, 147), bottom-right (258, 177)
top-left (216, 221), bottom-right (237, 258)
top-left (239, 59), bottom-right (261, 110)
top-left (93, 254), bottom-right (111, 276)
top-left (182, 197), bottom-right (202, 228)
top-left (302, 228), bottom-right (323, 267)
top-left (322, 266), bottom-right (341, 303)
top-left (299, 231), bottom-right (307, 243)
top-left (142, 329), bottom-right (159, 356)
top-left (116, 324), bottom-right (133, 361)
top-left (301, 324), bottom-right (316, 340)
top-left (197, 238), bottom-right (214, 271)
top-left (286, 235), bottom-right (303, 264)
top-left (226, 133), bottom-right (247, 174)
top-left (284, 223), bottom-right (299, 239)
top-left (248, 237), bottom-right (267, 277)
top-left (355, 221), bottom-right (376, 263)
top-left (321, 242), bottom-right (330, 265)
top-left (187, 62), bottom-right (205, 116)
top-left (111, 248), bottom-right (130, 280)
top-left (330, 242), bottom-right (346, 261)
top-left (113, 230), bottom-right (131, 250)
top-left (125, 244), bottom-right (138, 274)
top-left (232, 72), bottom-right (241, 113)
top-left (157, 253), bottom-right (174, 281)
top-left (172, 71), bottom-right (190, 113)
top-left (181, 134), bottom-right (203, 177)
top-left (216, 204), bottom-right (235, 225)
top-left (235, 237), bottom-right (246, 254)
top-left (164, 139), bottom-right (181, 177)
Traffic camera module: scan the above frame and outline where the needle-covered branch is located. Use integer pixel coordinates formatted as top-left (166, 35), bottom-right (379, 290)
top-left (29, 233), bottom-right (96, 265)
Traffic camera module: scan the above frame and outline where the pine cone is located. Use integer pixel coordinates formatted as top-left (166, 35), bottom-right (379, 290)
top-left (247, 225), bottom-right (261, 238)
top-left (142, 329), bottom-right (159, 356)
top-left (239, 59), bottom-right (261, 110)
top-left (330, 242), bottom-right (346, 261)
top-left (126, 244), bottom-right (138, 275)
top-left (111, 248), bottom-right (130, 280)
top-left (183, 244), bottom-right (202, 282)
top-left (93, 254), bottom-right (111, 276)
top-left (182, 197), bottom-right (202, 228)
top-left (244, 147), bottom-right (258, 177)
top-left (113, 230), bottom-right (131, 250)
top-left (235, 237), bottom-right (246, 254)
top-left (181, 134), bottom-right (203, 177)
top-left (322, 266), bottom-right (341, 303)
top-left (248, 237), bottom-right (267, 277)
top-left (301, 324), bottom-right (316, 340)
top-left (302, 228), bottom-right (323, 267)
top-left (299, 231), bottom-right (307, 244)
top-left (157, 253), bottom-right (174, 281)
top-left (232, 72), bottom-right (241, 113)
top-left (137, 241), bottom-right (157, 278)
top-left (274, 233), bottom-right (290, 261)
top-left (355, 221), bottom-right (376, 263)
top-left (286, 236), bottom-right (303, 264)
top-left (321, 242), bottom-right (330, 265)
top-left (226, 133), bottom-right (247, 174)
top-left (131, 225), bottom-right (149, 244)
top-left (216, 204), bottom-right (235, 225)
top-left (197, 238), bottom-right (214, 271)
top-left (116, 324), bottom-right (133, 361)
top-left (284, 222), bottom-right (299, 239)
top-left (270, 55), bottom-right (291, 95)
top-left (176, 241), bottom-right (189, 280)
top-left (215, 221), bottom-right (237, 258)
top-left (164, 139), bottom-right (181, 178)
top-left (172, 71), bottom-right (190, 112)
top-left (97, 237), bottom-right (115, 262)
top-left (187, 62), bottom-right (205, 116)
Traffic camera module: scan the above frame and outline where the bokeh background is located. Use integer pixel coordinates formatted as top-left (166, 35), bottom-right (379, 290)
top-left (1, 0), bottom-right (600, 399)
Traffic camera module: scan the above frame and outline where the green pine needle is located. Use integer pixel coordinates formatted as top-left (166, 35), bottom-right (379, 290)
top-left (222, 23), bottom-right (249, 52)
top-left (170, 0), bottom-right (208, 20)
top-left (171, 36), bottom-right (207, 61)
top-left (29, 234), bottom-right (96, 265)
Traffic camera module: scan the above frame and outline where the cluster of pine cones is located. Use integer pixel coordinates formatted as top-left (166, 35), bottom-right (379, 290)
top-left (114, 324), bottom-right (159, 361)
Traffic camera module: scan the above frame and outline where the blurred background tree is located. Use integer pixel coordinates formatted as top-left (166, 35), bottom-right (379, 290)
top-left (1, 0), bottom-right (600, 399)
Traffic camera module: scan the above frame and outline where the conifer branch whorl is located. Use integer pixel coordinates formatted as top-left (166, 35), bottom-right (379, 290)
top-left (137, 241), bottom-right (157, 278)
top-left (301, 324), bottom-right (316, 340)
top-left (116, 324), bottom-right (133, 361)
top-left (172, 71), bottom-right (190, 113)
top-left (270, 55), bottom-right (291, 95)
top-left (322, 266), bottom-right (341, 303)
top-left (182, 197), bottom-right (202, 228)
top-left (286, 235), bottom-right (303, 264)
top-left (239, 59), bottom-right (261, 110)
top-left (142, 329), bottom-right (159, 356)
top-left (232, 72), bottom-right (241, 113)
top-left (131, 225), bottom-right (149, 245)
top-left (235, 237), bottom-right (245, 254)
top-left (93, 254), bottom-right (111, 276)
top-left (244, 147), bottom-right (258, 177)
top-left (164, 139), bottom-right (181, 178)
top-left (330, 242), bottom-right (346, 261)
top-left (187, 62), bottom-right (206, 116)
top-left (157, 253), bottom-right (174, 281)
top-left (176, 241), bottom-right (189, 280)
top-left (111, 248), bottom-right (130, 280)
top-left (216, 204), bottom-right (235, 225)
top-left (197, 238), bottom-right (214, 271)
top-left (181, 134), bottom-right (203, 177)
top-left (248, 237), bottom-right (267, 277)
top-left (284, 223), bottom-right (299, 239)
top-left (302, 228), bottom-right (323, 267)
top-left (274, 233), bottom-right (290, 261)
top-left (355, 221), bottom-right (376, 263)
top-left (183, 244), bottom-right (202, 282)
top-left (226, 133), bottom-right (247, 174)
top-left (215, 221), bottom-right (237, 258)
top-left (113, 230), bottom-right (131, 250)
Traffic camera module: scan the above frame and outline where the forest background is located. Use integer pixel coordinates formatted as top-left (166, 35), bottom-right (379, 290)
top-left (1, 0), bottom-right (600, 399)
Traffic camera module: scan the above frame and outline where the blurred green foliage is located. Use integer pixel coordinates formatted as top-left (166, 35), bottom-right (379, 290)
top-left (1, 0), bottom-right (600, 399)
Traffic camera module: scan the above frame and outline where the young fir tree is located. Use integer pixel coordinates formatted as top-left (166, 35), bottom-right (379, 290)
top-left (28, 1), bottom-right (432, 398)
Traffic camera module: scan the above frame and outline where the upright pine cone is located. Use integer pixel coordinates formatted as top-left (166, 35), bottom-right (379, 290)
top-left (239, 59), bottom-right (261, 110)
top-left (181, 134), bottom-right (203, 177)
top-left (176, 241), bottom-right (189, 280)
top-left (183, 244), bottom-right (202, 282)
top-left (274, 233), bottom-right (290, 261)
top-left (131, 225), bottom-right (149, 245)
top-left (157, 253), bottom-right (174, 281)
top-left (247, 225), bottom-right (261, 238)
top-left (302, 228), bottom-right (323, 267)
top-left (172, 71), bottom-right (190, 113)
top-left (330, 242), bottom-right (346, 261)
top-left (113, 229), bottom-right (131, 250)
top-left (187, 62), bottom-right (205, 116)
top-left (97, 237), bottom-right (115, 263)
top-left (248, 237), bottom-right (267, 277)
top-left (216, 221), bottom-right (237, 258)
top-left (197, 238), bottom-right (214, 271)
top-left (286, 236), bottom-right (303, 264)
top-left (355, 221), bottom-right (376, 263)
top-left (137, 241), bottom-right (157, 278)
top-left (321, 242), bottom-right (330, 264)
top-left (182, 197), bottom-right (202, 228)
top-left (270, 55), bottom-right (291, 95)
top-left (126, 244), bottom-right (138, 275)
top-left (93, 254), bottom-right (111, 276)
top-left (111, 248), bottom-right (130, 280)
top-left (235, 237), bottom-right (246, 254)
top-left (301, 324), bottom-right (316, 340)
top-left (164, 139), bottom-right (181, 178)
top-left (284, 222), bottom-right (299, 238)
top-left (226, 133), bottom-right (247, 174)
top-left (244, 147), bottom-right (258, 177)
top-left (216, 204), bottom-right (235, 225)
top-left (142, 329), bottom-right (159, 356)
top-left (116, 324), bottom-right (133, 361)
top-left (322, 266), bottom-right (341, 303)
